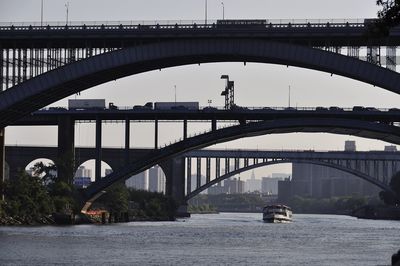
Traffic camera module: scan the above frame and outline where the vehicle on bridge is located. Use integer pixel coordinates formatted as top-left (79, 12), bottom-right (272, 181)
top-left (216, 19), bottom-right (268, 28)
top-left (68, 99), bottom-right (106, 110)
top-left (154, 102), bottom-right (199, 110)
top-left (262, 204), bottom-right (293, 223)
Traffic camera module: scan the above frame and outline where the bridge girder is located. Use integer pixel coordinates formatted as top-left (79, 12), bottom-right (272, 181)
top-left (1, 39), bottom-right (400, 127)
top-left (83, 118), bottom-right (400, 209)
top-left (185, 159), bottom-right (393, 201)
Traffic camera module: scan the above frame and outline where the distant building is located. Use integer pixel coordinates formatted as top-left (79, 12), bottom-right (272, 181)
top-left (74, 166), bottom-right (92, 187)
top-left (125, 171), bottom-right (148, 190)
top-left (261, 177), bottom-right (284, 195)
top-left (191, 174), bottom-right (206, 193)
top-left (278, 178), bottom-right (292, 203)
top-left (224, 177), bottom-right (245, 194)
top-left (75, 166), bottom-right (92, 180)
top-left (245, 170), bottom-right (261, 192)
top-left (208, 184), bottom-right (228, 195)
top-left (148, 166), bottom-right (165, 193)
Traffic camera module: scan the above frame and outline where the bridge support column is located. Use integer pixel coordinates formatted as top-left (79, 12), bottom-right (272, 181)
top-left (95, 117), bottom-right (102, 182)
top-left (161, 156), bottom-right (190, 218)
top-left (125, 118), bottom-right (130, 164)
top-left (154, 119), bottom-right (158, 149)
top-left (57, 116), bottom-right (75, 184)
top-left (183, 119), bottom-right (187, 139)
top-left (212, 119), bottom-right (217, 131)
top-left (0, 128), bottom-right (4, 200)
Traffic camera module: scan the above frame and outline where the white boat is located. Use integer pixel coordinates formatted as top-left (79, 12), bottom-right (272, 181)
top-left (262, 204), bottom-right (293, 223)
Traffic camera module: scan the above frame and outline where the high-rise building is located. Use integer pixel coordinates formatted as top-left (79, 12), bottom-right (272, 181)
top-left (190, 174), bottom-right (206, 193)
top-left (125, 171), bottom-right (148, 190)
top-left (262, 177), bottom-right (284, 195)
top-left (224, 177), bottom-right (245, 194)
top-left (148, 166), bottom-right (165, 193)
top-left (75, 166), bottom-right (92, 180)
top-left (245, 170), bottom-right (262, 192)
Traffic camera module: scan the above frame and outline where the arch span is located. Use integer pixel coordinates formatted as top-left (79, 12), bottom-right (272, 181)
top-left (185, 159), bottom-right (391, 201)
top-left (2, 39), bottom-right (400, 127)
top-left (83, 118), bottom-right (400, 207)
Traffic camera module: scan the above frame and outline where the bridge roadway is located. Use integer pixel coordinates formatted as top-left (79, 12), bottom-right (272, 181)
top-left (1, 19), bottom-right (399, 47)
top-left (11, 106), bottom-right (400, 126)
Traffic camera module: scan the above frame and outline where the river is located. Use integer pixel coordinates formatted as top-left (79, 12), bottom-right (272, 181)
top-left (0, 213), bottom-right (399, 265)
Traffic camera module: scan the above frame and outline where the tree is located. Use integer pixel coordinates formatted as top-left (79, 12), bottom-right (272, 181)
top-left (3, 172), bottom-right (54, 223)
top-left (374, 1), bottom-right (400, 35)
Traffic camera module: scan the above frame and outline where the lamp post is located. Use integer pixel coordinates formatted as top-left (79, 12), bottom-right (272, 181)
top-left (65, 2), bottom-right (69, 25)
top-left (41, 0), bottom-right (44, 27)
top-left (205, 0), bottom-right (208, 25)
top-left (221, 2), bottom-right (225, 20)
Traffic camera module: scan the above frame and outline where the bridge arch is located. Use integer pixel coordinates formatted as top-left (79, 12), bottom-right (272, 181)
top-left (185, 159), bottom-right (390, 201)
top-left (2, 39), bottom-right (400, 127)
top-left (84, 118), bottom-right (400, 208)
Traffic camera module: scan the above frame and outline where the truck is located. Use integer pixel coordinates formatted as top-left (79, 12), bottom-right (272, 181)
top-left (154, 102), bottom-right (199, 110)
top-left (68, 99), bottom-right (106, 110)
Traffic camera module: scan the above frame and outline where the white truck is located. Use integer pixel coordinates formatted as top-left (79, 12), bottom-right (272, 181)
top-left (68, 99), bottom-right (106, 110)
top-left (154, 102), bottom-right (199, 110)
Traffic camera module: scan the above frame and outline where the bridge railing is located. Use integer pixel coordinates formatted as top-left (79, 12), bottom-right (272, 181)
top-left (37, 106), bottom-right (392, 112)
top-left (0, 18), bottom-right (369, 31)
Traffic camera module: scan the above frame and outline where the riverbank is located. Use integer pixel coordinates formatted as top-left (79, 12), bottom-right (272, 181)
top-left (352, 205), bottom-right (400, 220)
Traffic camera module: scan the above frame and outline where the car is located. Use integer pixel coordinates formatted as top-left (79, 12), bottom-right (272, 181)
top-left (316, 107), bottom-right (328, 111)
top-left (389, 108), bottom-right (400, 112)
top-left (203, 106), bottom-right (218, 112)
top-left (365, 107), bottom-right (380, 112)
top-left (329, 106), bottom-right (344, 111)
top-left (352, 106), bottom-right (364, 111)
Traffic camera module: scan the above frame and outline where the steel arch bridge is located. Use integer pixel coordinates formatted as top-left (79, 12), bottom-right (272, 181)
top-left (184, 158), bottom-right (393, 201)
top-left (81, 118), bottom-right (400, 210)
top-left (1, 38), bottom-right (400, 127)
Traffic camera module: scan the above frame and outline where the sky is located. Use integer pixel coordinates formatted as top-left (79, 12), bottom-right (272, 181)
top-left (1, 0), bottom-right (398, 179)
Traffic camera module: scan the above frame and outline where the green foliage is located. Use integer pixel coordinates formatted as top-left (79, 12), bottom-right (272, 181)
top-left (287, 195), bottom-right (368, 214)
top-left (48, 180), bottom-right (77, 213)
top-left (99, 182), bottom-right (129, 214)
top-left (373, 0), bottom-right (400, 35)
top-left (380, 171), bottom-right (400, 205)
top-left (3, 172), bottom-right (54, 223)
top-left (127, 188), bottom-right (177, 220)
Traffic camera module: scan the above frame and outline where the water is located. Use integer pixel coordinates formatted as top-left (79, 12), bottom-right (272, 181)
top-left (0, 213), bottom-right (399, 265)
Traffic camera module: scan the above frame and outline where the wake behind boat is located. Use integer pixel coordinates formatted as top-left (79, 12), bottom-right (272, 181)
top-left (262, 204), bottom-right (293, 223)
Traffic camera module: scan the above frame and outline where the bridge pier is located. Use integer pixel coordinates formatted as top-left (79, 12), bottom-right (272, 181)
top-left (160, 156), bottom-right (190, 217)
top-left (125, 118), bottom-right (130, 164)
top-left (57, 116), bottom-right (75, 184)
top-left (154, 119), bottom-right (158, 149)
top-left (0, 128), bottom-right (4, 199)
top-left (95, 117), bottom-right (102, 182)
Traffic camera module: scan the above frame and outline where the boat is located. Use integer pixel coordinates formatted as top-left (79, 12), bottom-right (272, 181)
top-left (262, 204), bottom-right (293, 223)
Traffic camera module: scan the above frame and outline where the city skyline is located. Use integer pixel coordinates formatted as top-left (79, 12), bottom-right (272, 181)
top-left (2, 0), bottom-right (399, 179)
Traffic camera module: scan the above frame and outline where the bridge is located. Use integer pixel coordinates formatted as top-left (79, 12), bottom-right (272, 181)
top-left (1, 19), bottom-right (400, 127)
top-left (6, 145), bottom-right (400, 211)
top-left (2, 18), bottom-right (400, 212)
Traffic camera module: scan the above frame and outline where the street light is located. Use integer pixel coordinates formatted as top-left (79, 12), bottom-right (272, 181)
top-left (205, 0), bottom-right (208, 25)
top-left (65, 2), bottom-right (69, 25)
top-left (221, 2), bottom-right (225, 20)
top-left (41, 0), bottom-right (44, 27)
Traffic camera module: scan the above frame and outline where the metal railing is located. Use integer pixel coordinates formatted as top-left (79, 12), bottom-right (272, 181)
top-left (0, 18), bottom-right (370, 31)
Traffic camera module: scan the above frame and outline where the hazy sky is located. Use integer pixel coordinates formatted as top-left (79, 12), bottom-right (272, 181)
top-left (1, 0), bottom-right (397, 178)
